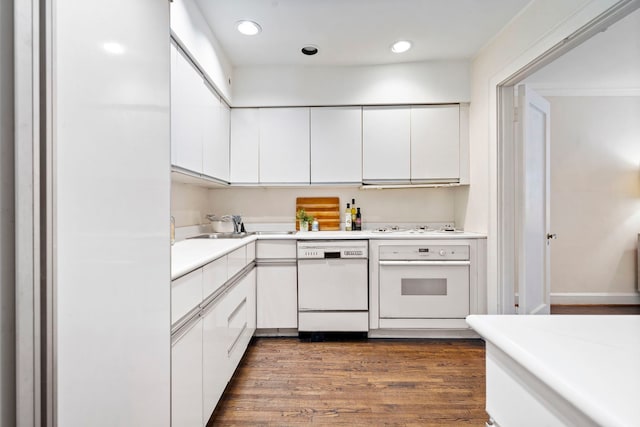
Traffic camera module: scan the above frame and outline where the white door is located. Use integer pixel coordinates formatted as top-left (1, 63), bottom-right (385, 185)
top-left (516, 85), bottom-right (551, 314)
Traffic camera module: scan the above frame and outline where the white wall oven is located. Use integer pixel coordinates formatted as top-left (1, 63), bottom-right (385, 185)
top-left (369, 239), bottom-right (486, 337)
top-left (379, 245), bottom-right (470, 318)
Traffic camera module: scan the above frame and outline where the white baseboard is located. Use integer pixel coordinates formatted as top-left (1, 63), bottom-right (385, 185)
top-left (550, 292), bottom-right (640, 305)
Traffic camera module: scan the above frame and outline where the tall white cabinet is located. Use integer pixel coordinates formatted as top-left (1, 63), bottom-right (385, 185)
top-left (53, 0), bottom-right (171, 425)
top-left (310, 107), bottom-right (362, 184)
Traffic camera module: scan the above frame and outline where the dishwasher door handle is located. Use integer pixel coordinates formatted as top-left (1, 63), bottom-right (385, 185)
top-left (379, 260), bottom-right (471, 267)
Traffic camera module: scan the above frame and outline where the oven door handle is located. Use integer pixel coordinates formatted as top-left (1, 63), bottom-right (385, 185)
top-left (379, 261), bottom-right (471, 267)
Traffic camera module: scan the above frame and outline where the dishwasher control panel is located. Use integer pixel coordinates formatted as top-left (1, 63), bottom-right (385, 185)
top-left (297, 240), bottom-right (368, 259)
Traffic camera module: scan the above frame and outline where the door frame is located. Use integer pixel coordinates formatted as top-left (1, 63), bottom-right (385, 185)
top-left (494, 1), bottom-right (640, 313)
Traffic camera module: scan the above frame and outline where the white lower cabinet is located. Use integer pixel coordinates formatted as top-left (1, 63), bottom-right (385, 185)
top-left (226, 269), bottom-right (256, 368)
top-left (172, 242), bottom-right (256, 426)
top-left (201, 268), bottom-right (256, 423)
top-left (257, 265), bottom-right (298, 329)
top-left (201, 296), bottom-right (227, 420)
top-left (171, 269), bottom-right (203, 324)
top-left (171, 318), bottom-right (203, 427)
top-left (256, 240), bottom-right (298, 330)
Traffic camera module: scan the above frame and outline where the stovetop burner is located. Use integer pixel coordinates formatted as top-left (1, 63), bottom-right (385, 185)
top-left (370, 224), bottom-right (462, 234)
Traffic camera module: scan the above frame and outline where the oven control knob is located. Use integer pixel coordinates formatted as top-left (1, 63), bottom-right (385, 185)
top-left (439, 250), bottom-right (447, 256)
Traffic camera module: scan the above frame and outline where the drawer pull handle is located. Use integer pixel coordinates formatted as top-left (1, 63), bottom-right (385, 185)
top-left (228, 297), bottom-right (247, 324)
top-left (228, 322), bottom-right (248, 356)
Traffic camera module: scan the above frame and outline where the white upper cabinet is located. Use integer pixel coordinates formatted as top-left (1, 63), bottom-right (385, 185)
top-left (362, 106), bottom-right (411, 183)
top-left (230, 108), bottom-right (260, 184)
top-left (171, 42), bottom-right (230, 183)
top-left (202, 84), bottom-right (230, 182)
top-left (219, 102), bottom-right (231, 181)
top-left (171, 44), bottom-right (203, 173)
top-left (310, 107), bottom-right (362, 184)
top-left (259, 107), bottom-right (310, 184)
top-left (410, 105), bottom-right (460, 182)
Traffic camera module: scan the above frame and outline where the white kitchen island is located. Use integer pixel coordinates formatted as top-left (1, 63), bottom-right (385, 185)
top-left (466, 315), bottom-right (640, 427)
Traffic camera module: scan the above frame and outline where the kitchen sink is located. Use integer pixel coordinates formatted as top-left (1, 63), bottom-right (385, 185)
top-left (252, 231), bottom-right (297, 235)
top-left (188, 232), bottom-right (254, 239)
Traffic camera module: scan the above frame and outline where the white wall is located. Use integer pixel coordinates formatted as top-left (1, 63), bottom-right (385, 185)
top-left (206, 187), bottom-right (458, 228)
top-left (467, 0), bottom-right (622, 312)
top-left (172, 182), bottom-right (211, 227)
top-left (548, 96), bottom-right (640, 294)
top-left (232, 60), bottom-right (470, 107)
top-left (171, 0), bottom-right (234, 102)
top-left (0, 0), bottom-right (15, 425)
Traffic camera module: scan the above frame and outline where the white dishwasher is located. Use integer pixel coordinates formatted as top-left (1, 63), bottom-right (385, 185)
top-left (297, 240), bottom-right (369, 332)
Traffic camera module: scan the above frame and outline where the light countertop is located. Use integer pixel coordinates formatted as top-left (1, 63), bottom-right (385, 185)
top-left (466, 315), bottom-right (640, 426)
top-left (172, 230), bottom-right (485, 279)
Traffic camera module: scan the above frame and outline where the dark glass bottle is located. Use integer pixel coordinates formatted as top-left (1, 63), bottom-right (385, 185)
top-left (355, 207), bottom-right (362, 231)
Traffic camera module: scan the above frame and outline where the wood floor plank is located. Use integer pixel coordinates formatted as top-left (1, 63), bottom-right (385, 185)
top-left (208, 338), bottom-right (486, 426)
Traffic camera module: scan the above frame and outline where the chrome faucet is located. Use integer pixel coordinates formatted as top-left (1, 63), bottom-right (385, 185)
top-left (231, 215), bottom-right (243, 234)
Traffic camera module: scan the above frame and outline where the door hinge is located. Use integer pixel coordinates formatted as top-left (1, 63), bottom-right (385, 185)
top-left (513, 106), bottom-right (519, 122)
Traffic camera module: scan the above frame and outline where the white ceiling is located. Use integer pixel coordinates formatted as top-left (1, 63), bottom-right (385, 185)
top-left (525, 7), bottom-right (640, 93)
top-left (195, 0), bottom-right (531, 67)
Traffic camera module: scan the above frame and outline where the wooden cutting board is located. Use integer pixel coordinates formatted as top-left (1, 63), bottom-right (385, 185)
top-left (295, 197), bottom-right (341, 231)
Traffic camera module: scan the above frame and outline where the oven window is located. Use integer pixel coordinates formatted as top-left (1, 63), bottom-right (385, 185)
top-left (401, 279), bottom-right (447, 296)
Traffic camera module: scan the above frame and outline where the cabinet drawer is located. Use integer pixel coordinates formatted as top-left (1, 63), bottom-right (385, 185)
top-left (171, 269), bottom-right (203, 324)
top-left (201, 297), bottom-right (228, 419)
top-left (224, 277), bottom-right (251, 368)
top-left (203, 256), bottom-right (227, 299)
top-left (257, 240), bottom-right (296, 259)
top-left (246, 241), bottom-right (256, 264)
top-left (228, 246), bottom-right (246, 279)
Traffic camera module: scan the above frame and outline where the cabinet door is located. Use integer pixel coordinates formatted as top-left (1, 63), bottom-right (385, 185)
top-left (202, 85), bottom-right (228, 182)
top-left (171, 44), bottom-right (203, 173)
top-left (362, 106), bottom-right (410, 183)
top-left (218, 102), bottom-right (231, 181)
top-left (201, 297), bottom-right (228, 421)
top-left (259, 108), bottom-right (310, 184)
top-left (310, 107), bottom-right (362, 183)
top-left (257, 264), bottom-right (298, 328)
top-left (171, 269), bottom-right (203, 325)
top-left (411, 105), bottom-right (460, 182)
top-left (172, 319), bottom-right (203, 427)
top-left (203, 256), bottom-right (227, 299)
top-left (227, 246), bottom-right (247, 279)
top-left (230, 108), bottom-right (259, 183)
top-left (257, 240), bottom-right (297, 259)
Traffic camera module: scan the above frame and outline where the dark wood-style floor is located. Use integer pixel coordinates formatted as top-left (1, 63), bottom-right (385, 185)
top-left (550, 304), bottom-right (640, 315)
top-left (209, 338), bottom-right (487, 426)
top-left (209, 305), bottom-right (639, 426)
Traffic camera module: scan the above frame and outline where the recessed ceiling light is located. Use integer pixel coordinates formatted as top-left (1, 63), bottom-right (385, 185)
top-left (236, 20), bottom-right (262, 36)
top-left (301, 45), bottom-right (319, 56)
top-left (391, 40), bottom-right (412, 53)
